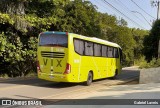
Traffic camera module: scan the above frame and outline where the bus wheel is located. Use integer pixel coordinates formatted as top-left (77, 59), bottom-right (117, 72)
top-left (111, 69), bottom-right (118, 80)
top-left (85, 72), bottom-right (93, 86)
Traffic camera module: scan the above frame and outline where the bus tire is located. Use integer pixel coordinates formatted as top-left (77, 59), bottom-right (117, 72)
top-left (85, 72), bottom-right (93, 86)
top-left (111, 69), bottom-right (118, 80)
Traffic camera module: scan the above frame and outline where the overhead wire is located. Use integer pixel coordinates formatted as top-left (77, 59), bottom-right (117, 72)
top-left (92, 0), bottom-right (114, 14)
top-left (116, 0), bottom-right (141, 21)
top-left (130, 0), bottom-right (156, 19)
top-left (93, 0), bottom-right (125, 19)
top-left (102, 0), bottom-right (146, 29)
top-left (116, 0), bottom-right (152, 27)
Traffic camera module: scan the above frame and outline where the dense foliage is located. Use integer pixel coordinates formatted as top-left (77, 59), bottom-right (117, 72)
top-left (0, 0), bottom-right (148, 77)
top-left (143, 20), bottom-right (160, 61)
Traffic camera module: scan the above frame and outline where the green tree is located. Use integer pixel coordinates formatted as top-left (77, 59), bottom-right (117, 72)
top-left (112, 27), bottom-right (136, 65)
top-left (132, 28), bottom-right (149, 60)
top-left (144, 20), bottom-right (160, 61)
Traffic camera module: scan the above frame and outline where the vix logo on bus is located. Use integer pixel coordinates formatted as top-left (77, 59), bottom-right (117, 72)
top-left (43, 58), bottom-right (62, 67)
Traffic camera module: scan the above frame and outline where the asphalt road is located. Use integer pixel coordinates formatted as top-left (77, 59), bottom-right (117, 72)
top-left (0, 67), bottom-right (139, 100)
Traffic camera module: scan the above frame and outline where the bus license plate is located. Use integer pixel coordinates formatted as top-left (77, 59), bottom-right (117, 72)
top-left (49, 75), bottom-right (54, 79)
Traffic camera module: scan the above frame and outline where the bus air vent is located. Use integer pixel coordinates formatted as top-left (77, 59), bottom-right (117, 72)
top-left (41, 51), bottom-right (65, 58)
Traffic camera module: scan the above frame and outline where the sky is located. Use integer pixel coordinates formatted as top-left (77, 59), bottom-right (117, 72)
top-left (89, 0), bottom-right (158, 30)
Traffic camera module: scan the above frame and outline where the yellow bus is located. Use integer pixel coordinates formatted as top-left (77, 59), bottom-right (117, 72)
top-left (37, 31), bottom-right (122, 85)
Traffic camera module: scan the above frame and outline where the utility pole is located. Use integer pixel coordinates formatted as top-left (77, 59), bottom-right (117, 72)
top-left (157, 1), bottom-right (160, 19)
top-left (157, 1), bottom-right (160, 58)
top-left (152, 0), bottom-right (160, 19)
top-left (152, 0), bottom-right (160, 58)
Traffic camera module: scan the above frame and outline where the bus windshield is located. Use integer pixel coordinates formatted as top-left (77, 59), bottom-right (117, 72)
top-left (39, 34), bottom-right (68, 47)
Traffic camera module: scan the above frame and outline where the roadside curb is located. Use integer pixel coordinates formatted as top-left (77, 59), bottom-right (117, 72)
top-left (123, 66), bottom-right (139, 69)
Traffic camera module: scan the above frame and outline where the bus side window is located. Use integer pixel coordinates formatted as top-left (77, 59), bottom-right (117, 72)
top-left (114, 48), bottom-right (119, 58)
top-left (108, 47), bottom-right (114, 58)
top-left (119, 48), bottom-right (122, 63)
top-left (74, 39), bottom-right (84, 55)
top-left (94, 43), bottom-right (101, 56)
top-left (85, 41), bottom-right (93, 56)
top-left (102, 45), bottom-right (107, 57)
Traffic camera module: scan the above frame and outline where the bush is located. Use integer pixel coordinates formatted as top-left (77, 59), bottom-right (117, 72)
top-left (0, 32), bottom-right (37, 77)
top-left (138, 57), bottom-right (160, 69)
top-left (0, 73), bottom-right (9, 78)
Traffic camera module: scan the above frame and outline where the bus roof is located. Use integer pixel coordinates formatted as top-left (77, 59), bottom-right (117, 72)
top-left (40, 31), bottom-right (121, 48)
top-left (40, 31), bottom-right (66, 35)
top-left (70, 33), bottom-right (121, 48)
top-left (91, 37), bottom-right (121, 48)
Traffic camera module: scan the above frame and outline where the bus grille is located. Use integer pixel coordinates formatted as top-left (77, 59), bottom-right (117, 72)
top-left (41, 51), bottom-right (65, 58)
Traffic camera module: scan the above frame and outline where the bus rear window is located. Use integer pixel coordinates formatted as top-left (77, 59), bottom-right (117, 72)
top-left (39, 34), bottom-right (68, 47)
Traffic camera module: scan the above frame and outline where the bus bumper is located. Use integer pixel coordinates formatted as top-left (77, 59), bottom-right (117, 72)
top-left (38, 73), bottom-right (78, 83)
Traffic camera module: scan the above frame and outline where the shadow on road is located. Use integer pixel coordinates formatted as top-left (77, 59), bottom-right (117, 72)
top-left (51, 83), bottom-right (160, 106)
top-left (0, 69), bottom-right (140, 88)
top-left (88, 83), bottom-right (160, 99)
